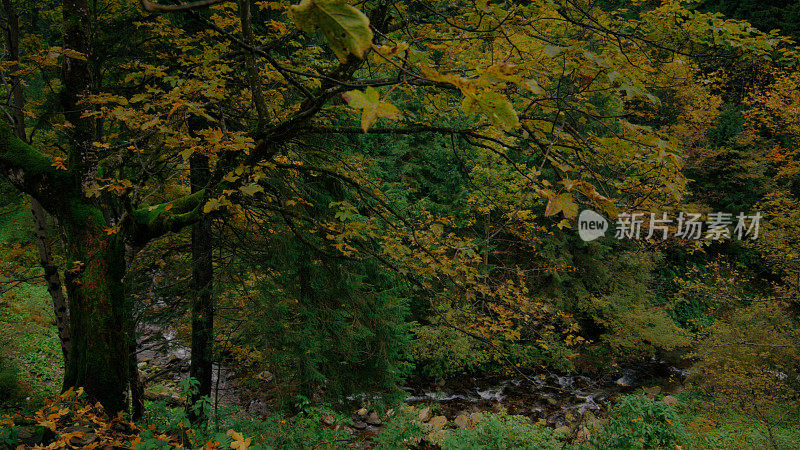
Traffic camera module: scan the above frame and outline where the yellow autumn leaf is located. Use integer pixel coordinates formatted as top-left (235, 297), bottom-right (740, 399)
top-left (226, 429), bottom-right (251, 449)
top-left (342, 86), bottom-right (401, 132)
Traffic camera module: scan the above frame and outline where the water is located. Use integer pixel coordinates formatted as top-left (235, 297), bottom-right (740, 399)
top-left (401, 360), bottom-right (688, 423)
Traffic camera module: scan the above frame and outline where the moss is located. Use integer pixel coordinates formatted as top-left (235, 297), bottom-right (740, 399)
top-left (132, 189), bottom-right (205, 238)
top-left (67, 198), bottom-right (106, 228)
top-left (0, 122), bottom-right (59, 178)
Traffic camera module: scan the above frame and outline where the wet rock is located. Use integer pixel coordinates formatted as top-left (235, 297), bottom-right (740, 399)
top-left (417, 406), bottom-right (432, 422)
top-left (454, 413), bottom-right (471, 429)
top-left (352, 421), bottom-right (367, 430)
top-left (366, 412), bottom-right (382, 426)
top-left (662, 395), bottom-right (678, 407)
top-left (429, 415), bottom-right (447, 430)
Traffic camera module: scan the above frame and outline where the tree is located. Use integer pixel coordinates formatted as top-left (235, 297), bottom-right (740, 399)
top-left (1, 0), bottom-right (792, 414)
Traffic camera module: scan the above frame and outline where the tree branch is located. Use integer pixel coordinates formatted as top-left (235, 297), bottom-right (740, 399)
top-left (0, 120), bottom-right (76, 212)
top-left (131, 189), bottom-right (205, 244)
top-left (140, 0), bottom-right (231, 13)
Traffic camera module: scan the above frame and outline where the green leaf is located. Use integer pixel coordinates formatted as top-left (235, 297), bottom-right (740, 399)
top-left (240, 184), bottom-right (264, 196)
top-left (290, 0), bottom-right (373, 63)
top-left (342, 87), bottom-right (401, 132)
top-left (474, 91), bottom-right (520, 131)
top-left (543, 45), bottom-right (564, 58)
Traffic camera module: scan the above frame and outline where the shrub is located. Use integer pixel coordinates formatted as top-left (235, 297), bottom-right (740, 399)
top-left (440, 412), bottom-right (563, 450)
top-left (375, 408), bottom-right (425, 448)
top-left (596, 394), bottom-right (686, 449)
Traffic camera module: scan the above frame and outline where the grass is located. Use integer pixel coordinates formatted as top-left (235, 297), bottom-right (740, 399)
top-left (0, 198), bottom-right (63, 409)
top-left (676, 390), bottom-right (800, 449)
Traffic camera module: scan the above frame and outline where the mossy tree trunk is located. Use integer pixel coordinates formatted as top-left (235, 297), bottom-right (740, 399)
top-left (188, 151), bottom-right (214, 424)
top-left (61, 209), bottom-right (130, 414)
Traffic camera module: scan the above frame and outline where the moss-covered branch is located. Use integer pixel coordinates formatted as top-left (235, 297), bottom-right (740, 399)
top-left (0, 120), bottom-right (75, 212)
top-left (131, 189), bottom-right (205, 244)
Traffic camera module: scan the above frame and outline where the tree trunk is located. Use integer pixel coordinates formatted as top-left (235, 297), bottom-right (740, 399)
top-left (62, 212), bottom-right (129, 415)
top-left (31, 199), bottom-right (72, 375)
top-left (127, 307), bottom-right (144, 420)
top-left (188, 152), bottom-right (214, 424)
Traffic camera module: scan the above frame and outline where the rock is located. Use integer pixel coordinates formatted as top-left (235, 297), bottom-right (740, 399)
top-left (352, 421), bottom-right (367, 430)
top-left (554, 425), bottom-right (570, 436)
top-left (417, 406), bottom-right (432, 422)
top-left (356, 407), bottom-right (369, 418)
top-left (69, 432), bottom-right (98, 447)
top-left (366, 412), bottom-right (382, 426)
top-left (426, 429), bottom-right (449, 445)
top-left (546, 397), bottom-right (558, 406)
top-left (16, 426), bottom-right (56, 447)
top-left (645, 386), bottom-right (662, 398)
top-left (454, 413), bottom-right (471, 429)
top-left (429, 415), bottom-right (447, 430)
top-left (662, 395), bottom-right (679, 407)
top-left (321, 416), bottom-right (335, 427)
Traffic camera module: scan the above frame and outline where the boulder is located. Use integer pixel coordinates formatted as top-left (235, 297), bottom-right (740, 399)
top-left (454, 413), bottom-right (471, 429)
top-left (662, 395), bottom-right (679, 407)
top-left (417, 406), bottom-right (432, 422)
top-left (429, 415), bottom-right (448, 430)
top-left (644, 386), bottom-right (662, 398)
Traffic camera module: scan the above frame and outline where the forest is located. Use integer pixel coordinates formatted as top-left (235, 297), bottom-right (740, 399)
top-left (1, 0), bottom-right (799, 448)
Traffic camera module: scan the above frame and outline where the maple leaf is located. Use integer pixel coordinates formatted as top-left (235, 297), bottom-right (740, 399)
top-left (544, 192), bottom-right (578, 219)
top-left (289, 0), bottom-right (373, 63)
top-left (342, 87), bottom-right (401, 132)
top-left (52, 157), bottom-right (68, 170)
top-left (226, 429), bottom-right (251, 449)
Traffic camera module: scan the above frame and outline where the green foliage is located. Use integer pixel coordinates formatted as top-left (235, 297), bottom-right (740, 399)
top-left (408, 325), bottom-right (491, 379)
top-left (0, 355), bottom-right (19, 401)
top-left (439, 412), bottom-right (563, 449)
top-left (0, 426), bottom-right (18, 447)
top-left (596, 394), bottom-right (686, 449)
top-left (225, 406), bottom-right (351, 449)
top-left (374, 408), bottom-right (425, 448)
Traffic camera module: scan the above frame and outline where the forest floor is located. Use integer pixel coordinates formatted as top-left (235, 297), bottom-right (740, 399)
top-left (0, 204), bottom-right (63, 409)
